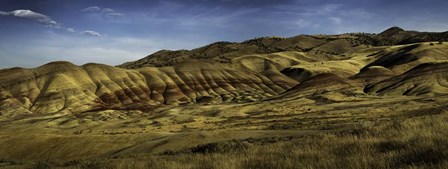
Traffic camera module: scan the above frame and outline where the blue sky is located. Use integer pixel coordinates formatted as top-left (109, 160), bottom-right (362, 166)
top-left (0, 0), bottom-right (447, 68)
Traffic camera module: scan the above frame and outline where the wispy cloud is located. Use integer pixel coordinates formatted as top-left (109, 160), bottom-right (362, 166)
top-left (296, 19), bottom-right (320, 29)
top-left (0, 9), bottom-right (102, 37)
top-left (107, 12), bottom-right (125, 17)
top-left (269, 3), bottom-right (375, 33)
top-left (81, 6), bottom-right (101, 12)
top-left (0, 11), bottom-right (9, 16)
top-left (82, 6), bottom-right (125, 17)
top-left (101, 8), bottom-right (114, 13)
top-left (81, 30), bottom-right (102, 37)
top-left (329, 17), bottom-right (342, 24)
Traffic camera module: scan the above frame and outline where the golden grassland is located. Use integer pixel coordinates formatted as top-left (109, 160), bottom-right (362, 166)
top-left (2, 105), bottom-right (446, 169)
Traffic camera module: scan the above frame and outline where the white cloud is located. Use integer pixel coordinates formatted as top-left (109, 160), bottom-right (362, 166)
top-left (66, 28), bottom-right (76, 32)
top-left (81, 30), bottom-right (103, 37)
top-left (82, 6), bottom-right (101, 12)
top-left (1, 9), bottom-right (103, 36)
top-left (2, 9), bottom-right (60, 27)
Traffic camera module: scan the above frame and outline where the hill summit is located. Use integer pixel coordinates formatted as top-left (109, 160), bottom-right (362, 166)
top-left (379, 26), bottom-right (405, 36)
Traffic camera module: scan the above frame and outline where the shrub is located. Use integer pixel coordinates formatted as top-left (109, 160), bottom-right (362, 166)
top-left (33, 160), bottom-right (58, 169)
top-left (191, 140), bottom-right (250, 154)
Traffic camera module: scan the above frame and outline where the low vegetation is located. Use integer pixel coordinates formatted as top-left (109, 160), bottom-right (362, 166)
top-left (24, 111), bottom-right (448, 169)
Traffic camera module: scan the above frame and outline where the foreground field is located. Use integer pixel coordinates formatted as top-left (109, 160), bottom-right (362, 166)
top-left (64, 112), bottom-right (448, 169)
top-left (0, 94), bottom-right (447, 169)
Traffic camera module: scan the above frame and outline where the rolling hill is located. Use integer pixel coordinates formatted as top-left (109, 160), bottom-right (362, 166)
top-left (2, 27), bottom-right (448, 121)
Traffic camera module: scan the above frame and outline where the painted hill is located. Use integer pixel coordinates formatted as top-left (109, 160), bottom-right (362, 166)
top-left (0, 61), bottom-right (296, 117)
top-left (281, 73), bottom-right (363, 97)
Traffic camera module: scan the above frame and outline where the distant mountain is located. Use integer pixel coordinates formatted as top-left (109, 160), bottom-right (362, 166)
top-left (118, 27), bottom-right (448, 69)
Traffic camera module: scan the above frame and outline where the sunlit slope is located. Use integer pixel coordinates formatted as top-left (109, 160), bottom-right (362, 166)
top-left (233, 49), bottom-right (371, 82)
top-left (361, 43), bottom-right (448, 74)
top-left (366, 62), bottom-right (448, 96)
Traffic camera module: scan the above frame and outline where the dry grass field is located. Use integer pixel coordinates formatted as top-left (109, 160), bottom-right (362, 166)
top-left (1, 93), bottom-right (447, 168)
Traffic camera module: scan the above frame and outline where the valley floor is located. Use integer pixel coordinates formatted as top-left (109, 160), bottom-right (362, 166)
top-left (1, 94), bottom-right (447, 169)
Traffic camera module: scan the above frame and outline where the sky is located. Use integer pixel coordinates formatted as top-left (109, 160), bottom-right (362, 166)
top-left (0, 0), bottom-right (447, 68)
